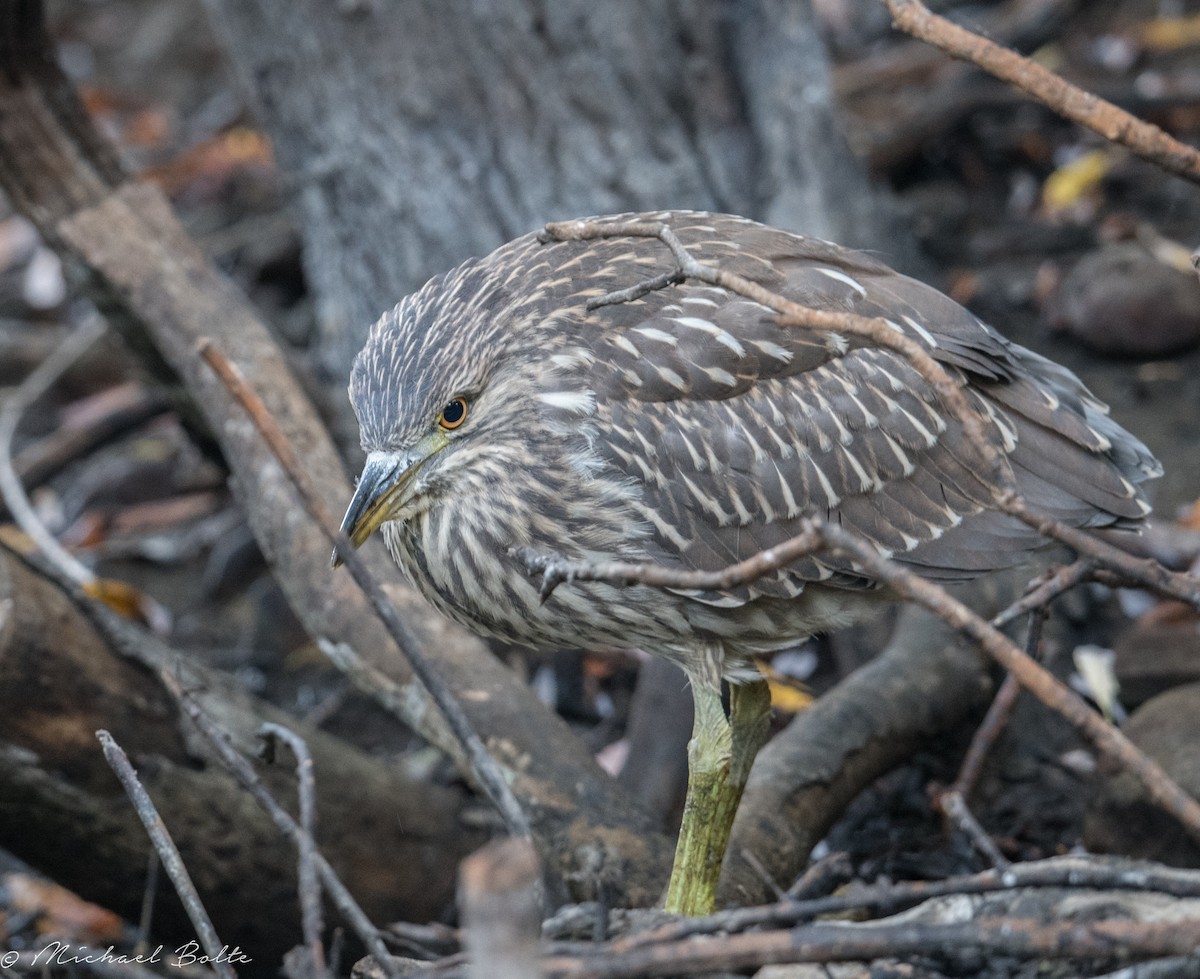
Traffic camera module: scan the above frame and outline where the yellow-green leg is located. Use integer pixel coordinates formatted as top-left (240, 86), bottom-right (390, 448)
top-left (664, 673), bottom-right (771, 916)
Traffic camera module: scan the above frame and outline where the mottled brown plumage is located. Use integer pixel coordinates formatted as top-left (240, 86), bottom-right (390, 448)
top-left (341, 211), bottom-right (1160, 681)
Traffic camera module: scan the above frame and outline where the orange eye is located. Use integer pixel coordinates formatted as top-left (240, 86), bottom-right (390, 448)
top-left (438, 398), bottom-right (468, 430)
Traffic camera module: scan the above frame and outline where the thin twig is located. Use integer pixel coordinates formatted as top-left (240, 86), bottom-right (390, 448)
top-left (992, 560), bottom-right (1096, 629)
top-left (511, 525), bottom-right (825, 602)
top-left (156, 671), bottom-right (403, 979)
top-left (0, 313), bottom-right (106, 587)
top-left (587, 270), bottom-right (685, 310)
top-left (883, 0), bottom-right (1200, 186)
top-left (939, 790), bottom-right (1009, 869)
top-left (953, 673), bottom-right (1021, 799)
top-left (259, 723), bottom-right (328, 979)
top-left (1001, 492), bottom-right (1200, 611)
top-left (515, 517), bottom-right (1200, 851)
top-left (96, 730), bottom-right (238, 979)
top-left (951, 608), bottom-right (1046, 799)
top-left (735, 848), bottom-right (787, 903)
top-left (766, 521), bottom-right (1200, 848)
top-left (195, 337), bottom-right (531, 840)
top-left (784, 851), bottom-right (853, 902)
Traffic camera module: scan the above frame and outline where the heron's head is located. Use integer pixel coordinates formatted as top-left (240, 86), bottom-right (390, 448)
top-left (334, 253), bottom-right (597, 564)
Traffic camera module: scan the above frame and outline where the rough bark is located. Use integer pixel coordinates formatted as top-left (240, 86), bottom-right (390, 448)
top-left (200, 0), bottom-right (919, 390)
top-left (0, 547), bottom-right (483, 961)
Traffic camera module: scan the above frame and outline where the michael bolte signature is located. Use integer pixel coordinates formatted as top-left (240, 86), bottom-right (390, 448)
top-left (1, 940), bottom-right (252, 969)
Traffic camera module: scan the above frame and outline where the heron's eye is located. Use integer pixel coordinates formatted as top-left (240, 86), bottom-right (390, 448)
top-left (438, 398), bottom-right (468, 431)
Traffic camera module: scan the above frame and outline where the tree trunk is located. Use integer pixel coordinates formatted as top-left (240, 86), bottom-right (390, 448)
top-left (202, 0), bottom-right (916, 395)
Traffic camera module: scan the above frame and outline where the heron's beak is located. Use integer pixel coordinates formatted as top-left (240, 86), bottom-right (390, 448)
top-left (332, 436), bottom-right (444, 567)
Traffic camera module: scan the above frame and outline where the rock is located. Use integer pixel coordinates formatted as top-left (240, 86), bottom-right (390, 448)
top-left (1113, 619), bottom-right (1200, 709)
top-left (1048, 243), bottom-right (1200, 358)
top-left (1084, 683), bottom-right (1200, 866)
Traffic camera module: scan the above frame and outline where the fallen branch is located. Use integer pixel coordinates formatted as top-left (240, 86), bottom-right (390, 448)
top-left (0, 545), bottom-right (479, 961)
top-left (401, 892), bottom-right (1200, 979)
top-left (537, 916), bottom-right (1200, 978)
top-left (620, 854), bottom-right (1200, 950)
top-left (992, 560), bottom-right (1096, 629)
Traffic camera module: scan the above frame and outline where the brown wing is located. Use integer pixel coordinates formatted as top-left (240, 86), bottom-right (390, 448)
top-left (561, 213), bottom-right (1158, 604)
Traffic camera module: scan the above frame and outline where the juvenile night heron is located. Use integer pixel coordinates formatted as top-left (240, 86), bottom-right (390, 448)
top-left (338, 212), bottom-right (1160, 915)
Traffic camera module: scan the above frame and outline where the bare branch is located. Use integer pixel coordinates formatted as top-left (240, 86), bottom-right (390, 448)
top-left (96, 730), bottom-right (238, 979)
top-left (616, 855), bottom-right (1200, 950)
top-left (882, 0), bottom-right (1200, 185)
top-left (537, 915), bottom-right (1200, 978)
top-left (259, 724), bottom-right (328, 979)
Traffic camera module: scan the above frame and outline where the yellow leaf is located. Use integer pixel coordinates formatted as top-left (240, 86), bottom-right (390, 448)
top-left (1142, 16), bottom-right (1200, 51)
top-left (1042, 150), bottom-right (1113, 212)
top-left (754, 658), bottom-right (814, 714)
top-left (82, 577), bottom-right (170, 631)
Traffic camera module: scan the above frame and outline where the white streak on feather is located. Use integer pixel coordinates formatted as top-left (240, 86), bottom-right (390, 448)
top-left (840, 445), bottom-right (878, 492)
top-left (681, 473), bottom-right (735, 525)
top-left (672, 316), bottom-right (746, 356)
top-left (656, 366), bottom-right (688, 391)
top-left (634, 326), bottom-right (679, 346)
top-left (880, 432), bottom-right (916, 476)
top-left (538, 390), bottom-right (596, 414)
top-left (776, 464), bottom-right (801, 517)
top-left (749, 339), bottom-right (794, 363)
top-left (901, 315), bottom-right (939, 349)
top-left (701, 366), bottom-right (738, 387)
top-left (674, 429), bottom-right (707, 470)
top-left (816, 267), bottom-right (868, 297)
top-left (611, 335), bottom-right (640, 358)
top-left (811, 458), bottom-right (841, 508)
top-left (897, 406), bottom-right (939, 447)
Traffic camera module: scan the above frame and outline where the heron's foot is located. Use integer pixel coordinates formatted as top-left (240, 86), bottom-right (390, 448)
top-left (665, 676), bottom-right (771, 916)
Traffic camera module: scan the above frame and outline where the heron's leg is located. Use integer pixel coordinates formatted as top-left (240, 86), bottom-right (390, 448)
top-left (665, 667), bottom-right (771, 916)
